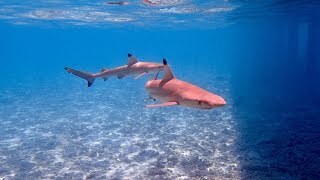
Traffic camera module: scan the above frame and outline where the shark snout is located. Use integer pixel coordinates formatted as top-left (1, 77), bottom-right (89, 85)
top-left (209, 96), bottom-right (226, 107)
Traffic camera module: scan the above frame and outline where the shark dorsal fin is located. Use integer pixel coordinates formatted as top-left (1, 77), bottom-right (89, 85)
top-left (101, 68), bottom-right (108, 72)
top-left (128, 53), bottom-right (139, 66)
top-left (162, 58), bottom-right (174, 81)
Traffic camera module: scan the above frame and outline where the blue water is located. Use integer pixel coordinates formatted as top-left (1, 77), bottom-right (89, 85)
top-left (1, 0), bottom-right (320, 179)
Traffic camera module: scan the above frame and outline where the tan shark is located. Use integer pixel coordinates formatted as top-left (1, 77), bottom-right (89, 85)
top-left (145, 59), bottom-right (226, 109)
top-left (106, 1), bottom-right (129, 5)
top-left (65, 53), bottom-right (164, 87)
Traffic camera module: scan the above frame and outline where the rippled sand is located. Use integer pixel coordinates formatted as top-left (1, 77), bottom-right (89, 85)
top-left (0, 73), bottom-right (240, 179)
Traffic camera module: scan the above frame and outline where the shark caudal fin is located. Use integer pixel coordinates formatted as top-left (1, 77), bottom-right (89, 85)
top-left (162, 58), bottom-right (174, 82)
top-left (65, 67), bottom-right (96, 87)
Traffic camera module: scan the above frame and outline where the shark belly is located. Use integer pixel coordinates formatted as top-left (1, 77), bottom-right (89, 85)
top-left (127, 68), bottom-right (143, 76)
top-left (146, 87), bottom-right (179, 103)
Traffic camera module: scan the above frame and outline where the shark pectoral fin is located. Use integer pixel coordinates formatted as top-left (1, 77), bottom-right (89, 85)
top-left (145, 102), bottom-right (177, 108)
top-left (134, 72), bottom-right (147, 79)
top-left (117, 75), bottom-right (125, 79)
top-left (153, 71), bottom-right (159, 80)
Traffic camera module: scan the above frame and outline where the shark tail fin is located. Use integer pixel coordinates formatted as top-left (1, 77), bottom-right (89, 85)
top-left (65, 67), bottom-right (96, 87)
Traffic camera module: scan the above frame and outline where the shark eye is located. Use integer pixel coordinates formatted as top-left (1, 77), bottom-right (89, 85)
top-left (197, 101), bottom-right (202, 105)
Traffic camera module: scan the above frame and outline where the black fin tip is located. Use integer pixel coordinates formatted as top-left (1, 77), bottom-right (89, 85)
top-left (128, 53), bottom-right (132, 57)
top-left (163, 58), bottom-right (167, 65)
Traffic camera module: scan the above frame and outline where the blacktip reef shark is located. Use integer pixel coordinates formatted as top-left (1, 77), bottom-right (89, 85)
top-left (65, 53), bottom-right (164, 87)
top-left (145, 59), bottom-right (226, 109)
top-left (106, 1), bottom-right (130, 5)
top-left (105, 0), bottom-right (179, 6)
top-left (142, 0), bottom-right (181, 6)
